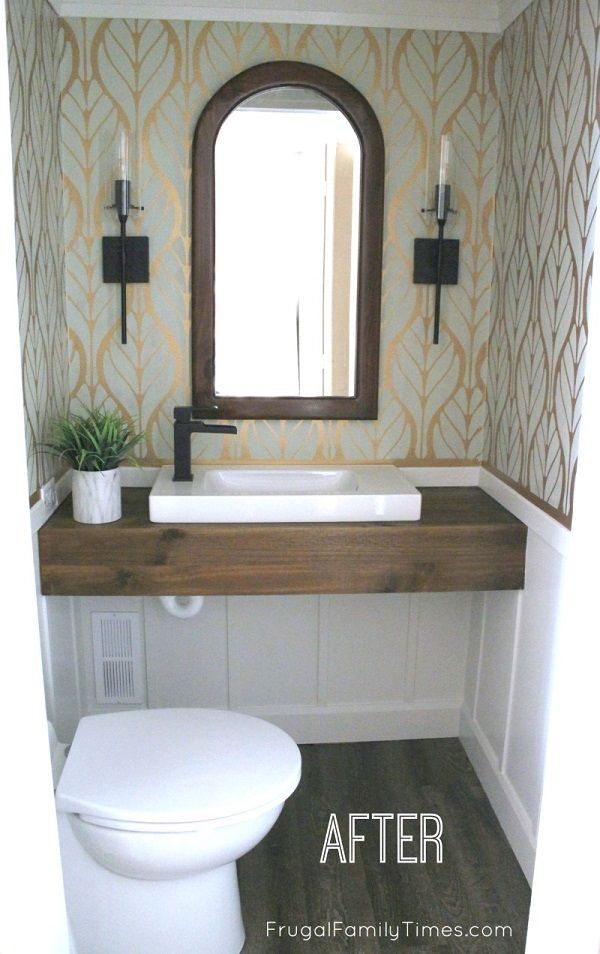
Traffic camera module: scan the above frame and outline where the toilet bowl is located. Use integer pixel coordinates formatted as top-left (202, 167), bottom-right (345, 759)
top-left (54, 708), bottom-right (301, 954)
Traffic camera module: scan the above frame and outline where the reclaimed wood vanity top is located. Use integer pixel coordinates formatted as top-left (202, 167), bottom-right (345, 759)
top-left (38, 486), bottom-right (527, 595)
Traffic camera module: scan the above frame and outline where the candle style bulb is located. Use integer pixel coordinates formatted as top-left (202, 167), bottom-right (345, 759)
top-left (117, 130), bottom-right (129, 181)
top-left (437, 134), bottom-right (451, 220)
top-left (438, 135), bottom-right (450, 187)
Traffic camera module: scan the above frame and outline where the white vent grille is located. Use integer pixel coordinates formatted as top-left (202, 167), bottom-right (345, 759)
top-left (91, 612), bottom-right (144, 704)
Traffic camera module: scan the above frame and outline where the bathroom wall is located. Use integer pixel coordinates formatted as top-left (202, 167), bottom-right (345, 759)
top-left (45, 590), bottom-right (472, 748)
top-left (460, 487), bottom-right (567, 883)
top-left (59, 19), bottom-right (501, 468)
top-left (485, 0), bottom-right (600, 525)
top-left (6, 0), bottom-right (68, 498)
top-left (18, 2), bottom-right (598, 889)
top-left (458, 0), bottom-right (600, 883)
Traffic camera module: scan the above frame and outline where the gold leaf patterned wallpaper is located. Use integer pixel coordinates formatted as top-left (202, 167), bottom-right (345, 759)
top-left (485, 0), bottom-right (600, 526)
top-left (59, 19), bottom-right (501, 469)
top-left (6, 0), bottom-right (68, 497)
top-left (8, 3), bottom-right (598, 524)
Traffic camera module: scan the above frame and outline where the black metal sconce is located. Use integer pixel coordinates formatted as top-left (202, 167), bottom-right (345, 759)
top-left (102, 131), bottom-right (149, 344)
top-left (413, 135), bottom-right (459, 344)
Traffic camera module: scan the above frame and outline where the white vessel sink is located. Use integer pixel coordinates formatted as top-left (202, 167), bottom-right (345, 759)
top-left (149, 465), bottom-right (421, 523)
top-left (204, 467), bottom-right (357, 495)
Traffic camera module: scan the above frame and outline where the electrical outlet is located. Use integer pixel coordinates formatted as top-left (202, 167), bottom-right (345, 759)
top-left (40, 477), bottom-right (57, 511)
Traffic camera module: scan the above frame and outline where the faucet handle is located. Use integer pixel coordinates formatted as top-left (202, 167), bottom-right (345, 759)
top-left (174, 405), bottom-right (221, 422)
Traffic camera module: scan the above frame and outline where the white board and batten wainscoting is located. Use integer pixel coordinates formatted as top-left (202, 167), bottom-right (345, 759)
top-left (31, 464), bottom-right (568, 885)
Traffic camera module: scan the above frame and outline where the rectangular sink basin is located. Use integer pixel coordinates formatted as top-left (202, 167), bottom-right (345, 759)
top-left (149, 465), bottom-right (421, 523)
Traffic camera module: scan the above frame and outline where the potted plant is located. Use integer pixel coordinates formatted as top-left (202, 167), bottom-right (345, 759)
top-left (42, 406), bottom-right (144, 524)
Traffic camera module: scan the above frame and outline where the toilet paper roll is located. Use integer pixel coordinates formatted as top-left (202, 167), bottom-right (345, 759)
top-left (158, 595), bottom-right (205, 619)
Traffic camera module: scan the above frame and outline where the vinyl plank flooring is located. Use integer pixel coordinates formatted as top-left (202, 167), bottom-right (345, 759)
top-left (238, 739), bottom-right (530, 953)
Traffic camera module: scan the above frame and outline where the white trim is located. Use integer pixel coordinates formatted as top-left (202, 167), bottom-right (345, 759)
top-left (50, 463), bottom-right (570, 556)
top-left (478, 469), bottom-right (570, 556)
top-left (238, 700), bottom-right (462, 743)
top-left (498, 0), bottom-right (534, 32)
top-left (30, 470), bottom-right (72, 535)
top-left (316, 596), bottom-right (329, 705)
top-left (55, 0), bottom-right (503, 33)
top-left (404, 592), bottom-right (421, 703)
top-left (471, 590), bottom-right (487, 724)
top-left (500, 589), bottom-right (523, 776)
top-left (119, 464), bottom-right (159, 487)
top-left (460, 707), bottom-right (536, 883)
top-left (0, 0), bottom-right (71, 945)
top-left (403, 465), bottom-right (480, 486)
top-left (525, 128), bottom-right (600, 954)
top-left (31, 533), bottom-right (56, 728)
top-left (120, 463), bottom-right (571, 553)
top-left (119, 464), bottom-right (480, 488)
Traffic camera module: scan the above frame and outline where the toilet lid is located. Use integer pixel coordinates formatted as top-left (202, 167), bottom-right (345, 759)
top-left (55, 708), bottom-right (301, 825)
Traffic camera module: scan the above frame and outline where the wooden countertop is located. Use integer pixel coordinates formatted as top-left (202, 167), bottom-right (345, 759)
top-left (38, 487), bottom-right (527, 595)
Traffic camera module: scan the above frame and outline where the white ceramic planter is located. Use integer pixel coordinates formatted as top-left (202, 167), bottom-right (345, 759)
top-left (72, 468), bottom-right (121, 524)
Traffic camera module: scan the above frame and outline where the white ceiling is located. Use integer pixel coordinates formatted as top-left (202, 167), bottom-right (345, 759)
top-left (53, 0), bottom-right (534, 34)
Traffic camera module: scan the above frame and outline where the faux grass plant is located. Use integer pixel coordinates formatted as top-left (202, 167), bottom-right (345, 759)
top-left (42, 407), bottom-right (144, 472)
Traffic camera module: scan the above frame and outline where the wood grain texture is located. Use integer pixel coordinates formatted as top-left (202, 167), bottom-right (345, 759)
top-left (38, 487), bottom-right (526, 596)
top-left (239, 739), bottom-right (531, 952)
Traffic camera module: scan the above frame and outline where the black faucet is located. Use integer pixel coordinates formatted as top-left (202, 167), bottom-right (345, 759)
top-left (172, 406), bottom-right (237, 481)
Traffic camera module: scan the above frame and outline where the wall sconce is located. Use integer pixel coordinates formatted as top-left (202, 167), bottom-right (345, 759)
top-left (413, 134), bottom-right (459, 344)
top-left (102, 131), bottom-right (149, 344)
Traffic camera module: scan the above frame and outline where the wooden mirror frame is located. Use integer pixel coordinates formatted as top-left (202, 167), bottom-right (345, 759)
top-left (191, 61), bottom-right (384, 420)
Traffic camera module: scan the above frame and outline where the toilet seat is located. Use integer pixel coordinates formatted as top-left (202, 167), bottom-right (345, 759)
top-left (55, 708), bottom-right (301, 828)
top-left (74, 803), bottom-right (276, 832)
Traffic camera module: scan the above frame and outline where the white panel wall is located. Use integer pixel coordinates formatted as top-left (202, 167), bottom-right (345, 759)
top-left (475, 591), bottom-right (519, 760)
top-left (504, 534), bottom-right (562, 826)
top-left (44, 591), bottom-right (473, 746)
top-left (228, 596), bottom-right (320, 707)
top-left (460, 525), bottom-right (565, 884)
top-left (321, 595), bottom-right (410, 702)
top-left (412, 593), bottom-right (471, 702)
top-left (145, 597), bottom-right (229, 708)
top-left (43, 595), bottom-right (80, 741)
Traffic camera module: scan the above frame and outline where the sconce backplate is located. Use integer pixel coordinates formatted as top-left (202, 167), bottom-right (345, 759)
top-left (413, 238), bottom-right (459, 285)
top-left (102, 236), bottom-right (149, 283)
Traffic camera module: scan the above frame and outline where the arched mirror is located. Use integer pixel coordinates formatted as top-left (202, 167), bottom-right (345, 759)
top-left (192, 62), bottom-right (384, 420)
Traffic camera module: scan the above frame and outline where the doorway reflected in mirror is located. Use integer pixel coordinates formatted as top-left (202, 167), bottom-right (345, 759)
top-left (214, 87), bottom-right (360, 399)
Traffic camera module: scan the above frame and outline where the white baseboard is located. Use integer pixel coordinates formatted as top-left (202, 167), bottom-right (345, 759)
top-left (116, 461), bottom-right (572, 557)
top-left (120, 465), bottom-right (159, 487)
top-left (119, 464), bottom-right (481, 489)
top-left (403, 466), bottom-right (480, 487)
top-left (37, 463), bottom-right (570, 554)
top-left (460, 707), bottom-right (536, 883)
top-left (237, 702), bottom-right (461, 744)
top-left (479, 468), bottom-right (570, 555)
top-left (30, 470), bottom-right (72, 534)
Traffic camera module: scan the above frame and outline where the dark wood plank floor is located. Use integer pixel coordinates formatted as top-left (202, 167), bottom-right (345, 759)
top-left (238, 739), bottom-right (530, 952)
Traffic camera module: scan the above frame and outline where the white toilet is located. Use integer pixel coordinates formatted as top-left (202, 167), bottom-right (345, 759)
top-left (53, 708), bottom-right (301, 954)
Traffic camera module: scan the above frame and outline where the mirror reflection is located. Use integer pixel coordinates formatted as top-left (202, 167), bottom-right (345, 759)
top-left (214, 87), bottom-right (361, 398)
